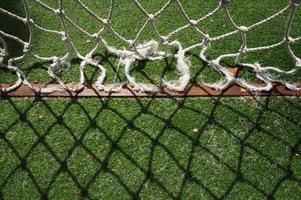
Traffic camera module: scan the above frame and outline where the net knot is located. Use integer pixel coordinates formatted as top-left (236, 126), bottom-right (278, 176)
top-left (23, 43), bottom-right (30, 53)
top-left (136, 40), bottom-right (160, 57)
top-left (161, 36), bottom-right (169, 44)
top-left (60, 31), bottom-right (68, 41)
top-left (92, 33), bottom-right (99, 38)
top-left (203, 34), bottom-right (211, 47)
top-left (253, 63), bottom-right (262, 73)
top-left (127, 40), bottom-right (135, 48)
top-left (209, 60), bottom-right (219, 67)
top-left (52, 56), bottom-right (59, 64)
top-left (190, 20), bottom-right (198, 26)
top-left (148, 14), bottom-right (155, 21)
top-left (23, 18), bottom-right (34, 26)
top-left (8, 58), bottom-right (15, 66)
top-left (51, 56), bottom-right (68, 72)
top-left (238, 26), bottom-right (249, 32)
top-left (54, 9), bottom-right (65, 16)
top-left (102, 19), bottom-right (108, 26)
top-left (285, 36), bottom-right (295, 44)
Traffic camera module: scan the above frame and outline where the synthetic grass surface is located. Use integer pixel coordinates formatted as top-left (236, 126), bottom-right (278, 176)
top-left (0, 97), bottom-right (301, 199)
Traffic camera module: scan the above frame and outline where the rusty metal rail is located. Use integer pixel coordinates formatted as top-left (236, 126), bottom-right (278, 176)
top-left (1, 83), bottom-right (300, 98)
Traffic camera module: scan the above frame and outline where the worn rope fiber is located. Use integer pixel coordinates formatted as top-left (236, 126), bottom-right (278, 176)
top-left (0, 0), bottom-right (300, 94)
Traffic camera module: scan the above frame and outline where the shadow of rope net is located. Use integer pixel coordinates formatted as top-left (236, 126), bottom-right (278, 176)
top-left (0, 96), bottom-right (301, 199)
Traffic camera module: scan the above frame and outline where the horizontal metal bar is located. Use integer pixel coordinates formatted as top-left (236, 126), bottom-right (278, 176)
top-left (1, 83), bottom-right (300, 98)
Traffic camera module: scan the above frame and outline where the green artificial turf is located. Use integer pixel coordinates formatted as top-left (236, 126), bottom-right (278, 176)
top-left (0, 97), bottom-right (301, 199)
top-left (1, 0), bottom-right (301, 199)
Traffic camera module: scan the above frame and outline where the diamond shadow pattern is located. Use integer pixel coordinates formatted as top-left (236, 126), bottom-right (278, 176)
top-left (0, 95), bottom-right (301, 200)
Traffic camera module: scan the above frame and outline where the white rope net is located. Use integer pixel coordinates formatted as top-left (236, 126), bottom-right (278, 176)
top-left (0, 0), bottom-right (300, 94)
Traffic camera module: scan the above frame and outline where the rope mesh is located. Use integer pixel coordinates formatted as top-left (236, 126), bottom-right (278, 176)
top-left (0, 0), bottom-right (300, 94)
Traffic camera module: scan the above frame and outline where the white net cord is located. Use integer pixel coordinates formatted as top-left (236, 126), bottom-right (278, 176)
top-left (0, 0), bottom-right (300, 94)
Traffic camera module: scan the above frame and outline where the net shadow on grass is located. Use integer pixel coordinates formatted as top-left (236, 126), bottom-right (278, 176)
top-left (0, 93), bottom-right (300, 200)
